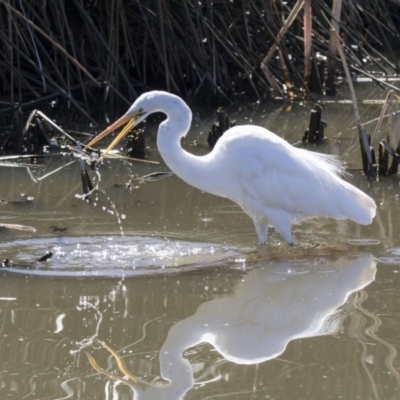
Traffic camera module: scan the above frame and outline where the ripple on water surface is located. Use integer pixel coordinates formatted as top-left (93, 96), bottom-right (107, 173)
top-left (0, 236), bottom-right (248, 277)
top-left (376, 247), bottom-right (400, 265)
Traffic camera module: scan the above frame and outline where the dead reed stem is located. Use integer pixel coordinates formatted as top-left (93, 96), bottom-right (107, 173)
top-left (0, 0), bottom-right (400, 121)
top-left (333, 29), bottom-right (375, 178)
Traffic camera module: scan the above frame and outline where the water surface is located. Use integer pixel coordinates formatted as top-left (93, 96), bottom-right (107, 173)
top-left (1, 94), bottom-right (400, 399)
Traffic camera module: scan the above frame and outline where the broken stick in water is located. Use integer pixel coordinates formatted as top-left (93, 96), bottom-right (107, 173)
top-left (302, 104), bottom-right (326, 144)
top-left (76, 142), bottom-right (93, 198)
top-left (207, 108), bottom-right (236, 148)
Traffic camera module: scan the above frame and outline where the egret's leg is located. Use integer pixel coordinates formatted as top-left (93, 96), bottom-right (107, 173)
top-left (253, 220), bottom-right (268, 244)
top-left (267, 212), bottom-right (294, 245)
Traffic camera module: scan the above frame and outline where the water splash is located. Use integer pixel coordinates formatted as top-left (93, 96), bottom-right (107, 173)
top-left (0, 235), bottom-right (246, 277)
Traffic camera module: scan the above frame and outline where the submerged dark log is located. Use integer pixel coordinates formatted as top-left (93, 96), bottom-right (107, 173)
top-left (358, 130), bottom-right (376, 179)
top-left (302, 105), bottom-right (326, 144)
top-left (207, 108), bottom-right (236, 148)
top-left (370, 146), bottom-right (376, 175)
top-left (378, 142), bottom-right (389, 176)
top-left (388, 139), bottom-right (400, 174)
top-left (381, 139), bottom-right (400, 175)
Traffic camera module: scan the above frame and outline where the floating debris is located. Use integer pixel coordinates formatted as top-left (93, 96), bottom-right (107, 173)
top-left (1, 251), bottom-right (52, 269)
top-left (0, 223), bottom-right (36, 232)
top-left (1, 259), bottom-right (11, 268)
top-left (125, 181), bottom-right (139, 191)
top-left (36, 251), bottom-right (53, 263)
top-left (136, 172), bottom-right (174, 182)
top-left (20, 193), bottom-right (35, 202)
top-left (49, 226), bottom-right (68, 233)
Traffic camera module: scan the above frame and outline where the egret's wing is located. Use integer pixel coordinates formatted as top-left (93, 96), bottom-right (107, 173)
top-left (242, 151), bottom-right (336, 215)
top-left (220, 126), bottom-right (355, 220)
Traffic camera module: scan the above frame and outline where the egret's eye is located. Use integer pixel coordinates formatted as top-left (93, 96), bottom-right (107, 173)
top-left (138, 107), bottom-right (145, 114)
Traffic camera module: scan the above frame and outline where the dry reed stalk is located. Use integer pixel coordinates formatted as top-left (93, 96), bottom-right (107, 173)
top-left (261, 0), bottom-right (305, 66)
top-left (1, 0), bottom-right (400, 125)
top-left (326, 0), bottom-right (342, 94)
top-left (373, 91), bottom-right (394, 175)
top-left (372, 91), bottom-right (394, 144)
top-left (261, 0), bottom-right (305, 96)
top-left (333, 29), bottom-right (375, 178)
top-left (277, 47), bottom-right (294, 100)
top-left (349, 65), bottom-right (400, 94)
top-left (1, 1), bottom-right (99, 88)
top-left (303, 0), bottom-right (312, 88)
top-left (6, 3), bottom-right (14, 108)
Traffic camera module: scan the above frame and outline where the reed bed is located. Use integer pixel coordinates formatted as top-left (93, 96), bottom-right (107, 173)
top-left (0, 0), bottom-right (399, 122)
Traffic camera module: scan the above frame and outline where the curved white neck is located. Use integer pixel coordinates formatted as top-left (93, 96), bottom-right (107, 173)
top-left (156, 101), bottom-right (222, 197)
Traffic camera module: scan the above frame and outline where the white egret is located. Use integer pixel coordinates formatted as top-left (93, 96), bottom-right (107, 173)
top-left (87, 91), bottom-right (376, 245)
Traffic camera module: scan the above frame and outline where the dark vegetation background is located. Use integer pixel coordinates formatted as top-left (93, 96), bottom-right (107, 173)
top-left (0, 0), bottom-right (400, 125)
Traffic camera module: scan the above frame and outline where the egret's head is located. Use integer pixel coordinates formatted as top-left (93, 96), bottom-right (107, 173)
top-left (86, 91), bottom-right (190, 160)
top-left (125, 91), bottom-right (157, 120)
top-left (126, 91), bottom-right (190, 122)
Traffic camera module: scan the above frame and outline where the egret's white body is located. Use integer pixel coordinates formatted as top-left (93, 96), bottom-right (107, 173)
top-left (88, 91), bottom-right (376, 245)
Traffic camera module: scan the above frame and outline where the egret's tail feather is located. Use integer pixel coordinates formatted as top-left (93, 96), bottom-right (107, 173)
top-left (342, 183), bottom-right (376, 225)
top-left (352, 194), bottom-right (376, 225)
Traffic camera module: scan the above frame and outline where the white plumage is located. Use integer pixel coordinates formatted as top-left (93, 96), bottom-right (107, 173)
top-left (87, 91), bottom-right (376, 245)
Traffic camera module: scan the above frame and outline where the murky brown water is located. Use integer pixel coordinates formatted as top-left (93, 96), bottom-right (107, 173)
top-left (1, 92), bottom-right (400, 399)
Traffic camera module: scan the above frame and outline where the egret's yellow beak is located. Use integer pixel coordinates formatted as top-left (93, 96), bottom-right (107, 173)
top-left (86, 112), bottom-right (140, 161)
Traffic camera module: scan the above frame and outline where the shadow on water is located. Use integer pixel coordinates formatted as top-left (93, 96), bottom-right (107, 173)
top-left (1, 98), bottom-right (400, 398)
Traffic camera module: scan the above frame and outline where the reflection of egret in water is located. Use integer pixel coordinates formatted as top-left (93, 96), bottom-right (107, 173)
top-left (348, 289), bottom-right (400, 393)
top-left (89, 255), bottom-right (376, 399)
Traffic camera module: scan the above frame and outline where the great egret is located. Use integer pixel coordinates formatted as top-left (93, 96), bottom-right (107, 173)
top-left (87, 91), bottom-right (376, 245)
